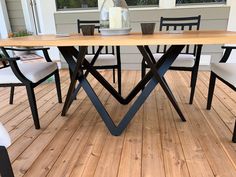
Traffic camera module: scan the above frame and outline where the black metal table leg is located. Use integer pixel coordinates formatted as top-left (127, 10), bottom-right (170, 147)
top-left (59, 46), bottom-right (87, 116)
top-left (138, 45), bottom-right (186, 121)
top-left (78, 73), bottom-right (159, 135)
top-left (59, 44), bottom-right (188, 135)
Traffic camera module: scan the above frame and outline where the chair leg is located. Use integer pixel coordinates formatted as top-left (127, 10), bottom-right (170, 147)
top-left (206, 72), bottom-right (216, 110)
top-left (69, 69), bottom-right (77, 100)
top-left (141, 59), bottom-right (146, 80)
top-left (0, 146), bottom-right (14, 177)
top-left (9, 86), bottom-right (14, 105)
top-left (26, 85), bottom-right (40, 129)
top-left (190, 72), bottom-right (194, 87)
top-left (112, 68), bottom-right (116, 83)
top-left (189, 66), bottom-right (199, 104)
top-left (54, 70), bottom-right (62, 103)
top-left (117, 65), bottom-right (122, 95)
top-left (232, 120), bottom-right (236, 143)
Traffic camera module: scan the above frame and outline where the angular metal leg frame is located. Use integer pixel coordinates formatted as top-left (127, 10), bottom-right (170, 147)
top-left (59, 45), bottom-right (186, 135)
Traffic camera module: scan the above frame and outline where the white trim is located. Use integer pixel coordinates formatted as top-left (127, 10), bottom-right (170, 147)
top-left (225, 0), bottom-right (236, 63)
top-left (33, 0), bottom-right (60, 67)
top-left (0, 0), bottom-right (11, 39)
top-left (21, 0), bottom-right (36, 33)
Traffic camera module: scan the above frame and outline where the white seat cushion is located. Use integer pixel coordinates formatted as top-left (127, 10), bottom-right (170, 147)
top-left (0, 62), bottom-right (58, 84)
top-left (85, 54), bottom-right (117, 66)
top-left (0, 122), bottom-right (11, 148)
top-left (211, 63), bottom-right (236, 87)
top-left (153, 53), bottom-right (195, 67)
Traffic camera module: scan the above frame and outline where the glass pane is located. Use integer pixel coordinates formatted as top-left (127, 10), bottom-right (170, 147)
top-left (176, 0), bottom-right (226, 4)
top-left (126, 0), bottom-right (159, 6)
top-left (56, 0), bottom-right (98, 10)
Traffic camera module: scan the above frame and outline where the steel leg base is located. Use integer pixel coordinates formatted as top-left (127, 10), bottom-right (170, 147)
top-left (59, 45), bottom-right (188, 135)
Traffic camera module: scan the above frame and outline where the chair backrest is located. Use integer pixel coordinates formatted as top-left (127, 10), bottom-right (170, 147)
top-left (77, 19), bottom-right (115, 55)
top-left (157, 15), bottom-right (201, 55)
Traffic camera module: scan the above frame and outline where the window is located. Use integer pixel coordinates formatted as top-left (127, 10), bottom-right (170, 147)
top-left (56, 0), bottom-right (98, 10)
top-left (176, 0), bottom-right (226, 5)
top-left (56, 0), bottom-right (159, 10)
top-left (126, 0), bottom-right (159, 7)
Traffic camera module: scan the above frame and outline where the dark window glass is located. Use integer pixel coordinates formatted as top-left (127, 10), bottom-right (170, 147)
top-left (56, 0), bottom-right (98, 10)
top-left (126, 0), bottom-right (159, 6)
top-left (56, 0), bottom-right (159, 10)
top-left (176, 0), bottom-right (226, 4)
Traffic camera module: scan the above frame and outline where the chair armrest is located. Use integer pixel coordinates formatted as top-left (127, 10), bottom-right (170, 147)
top-left (0, 57), bottom-right (20, 62)
top-left (222, 46), bottom-right (236, 50)
top-left (220, 46), bottom-right (236, 63)
top-left (1, 47), bottom-right (52, 62)
top-left (3, 47), bottom-right (50, 52)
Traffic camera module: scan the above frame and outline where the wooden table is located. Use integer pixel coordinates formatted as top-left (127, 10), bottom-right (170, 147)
top-left (1, 31), bottom-right (236, 135)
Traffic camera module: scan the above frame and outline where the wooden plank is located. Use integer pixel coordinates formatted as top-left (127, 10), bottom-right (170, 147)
top-left (199, 72), bottom-right (236, 128)
top-left (19, 72), bottom-right (112, 177)
top-left (43, 73), bottom-right (113, 177)
top-left (92, 71), bottom-right (137, 177)
top-left (171, 71), bottom-right (236, 177)
top-left (141, 87), bottom-right (166, 177)
top-left (155, 87), bottom-right (190, 177)
top-left (184, 72), bottom-right (236, 167)
top-left (69, 71), bottom-right (131, 177)
top-left (200, 72), bottom-right (236, 117)
top-left (166, 72), bottom-right (215, 177)
top-left (2, 70), bottom-right (236, 177)
top-left (117, 72), bottom-right (143, 177)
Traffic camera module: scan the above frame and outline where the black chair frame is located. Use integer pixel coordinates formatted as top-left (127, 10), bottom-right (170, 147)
top-left (142, 15), bottom-right (201, 104)
top-left (206, 46), bottom-right (236, 142)
top-left (0, 146), bottom-right (14, 177)
top-left (0, 47), bottom-right (62, 129)
top-left (77, 20), bottom-right (122, 94)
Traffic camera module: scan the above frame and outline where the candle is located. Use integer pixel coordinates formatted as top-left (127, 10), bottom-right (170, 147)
top-left (109, 7), bottom-right (123, 29)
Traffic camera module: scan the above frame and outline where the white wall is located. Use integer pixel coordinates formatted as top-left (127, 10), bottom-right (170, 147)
top-left (0, 0), bottom-right (11, 39)
top-left (226, 0), bottom-right (236, 63)
top-left (21, 0), bottom-right (36, 34)
top-left (29, 0), bottom-right (60, 66)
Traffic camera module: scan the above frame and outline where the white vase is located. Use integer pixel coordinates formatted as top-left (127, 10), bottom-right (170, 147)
top-left (100, 0), bottom-right (130, 29)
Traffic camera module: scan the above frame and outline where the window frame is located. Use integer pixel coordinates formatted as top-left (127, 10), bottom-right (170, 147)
top-left (175, 0), bottom-right (227, 6)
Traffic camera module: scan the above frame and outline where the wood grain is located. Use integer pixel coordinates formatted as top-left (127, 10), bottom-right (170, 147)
top-left (1, 31), bottom-right (236, 47)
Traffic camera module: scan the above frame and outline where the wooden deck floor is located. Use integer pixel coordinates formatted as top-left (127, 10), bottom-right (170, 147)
top-left (1, 70), bottom-right (236, 177)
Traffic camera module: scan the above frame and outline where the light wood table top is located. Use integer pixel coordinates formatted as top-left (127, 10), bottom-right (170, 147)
top-left (1, 31), bottom-right (236, 47)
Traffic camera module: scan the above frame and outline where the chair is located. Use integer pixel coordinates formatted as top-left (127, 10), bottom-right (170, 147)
top-left (0, 122), bottom-right (14, 177)
top-left (141, 15), bottom-right (201, 104)
top-left (0, 47), bottom-right (62, 129)
top-left (0, 54), bottom-right (15, 104)
top-left (77, 20), bottom-right (122, 94)
top-left (206, 46), bottom-right (236, 142)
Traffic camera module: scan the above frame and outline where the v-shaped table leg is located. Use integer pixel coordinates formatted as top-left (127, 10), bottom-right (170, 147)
top-left (79, 74), bottom-right (158, 135)
top-left (59, 45), bottom-right (187, 135)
